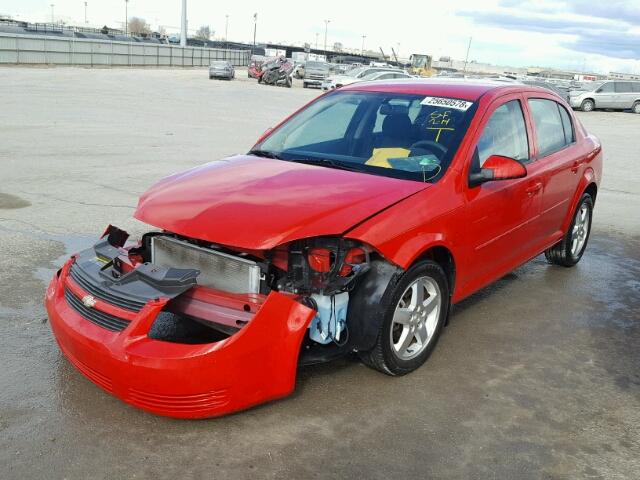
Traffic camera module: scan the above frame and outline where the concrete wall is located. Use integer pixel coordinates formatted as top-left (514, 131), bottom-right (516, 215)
top-left (0, 32), bottom-right (250, 67)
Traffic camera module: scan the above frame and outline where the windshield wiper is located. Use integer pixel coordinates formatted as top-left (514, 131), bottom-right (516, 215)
top-left (289, 157), bottom-right (362, 172)
top-left (248, 149), bottom-right (284, 159)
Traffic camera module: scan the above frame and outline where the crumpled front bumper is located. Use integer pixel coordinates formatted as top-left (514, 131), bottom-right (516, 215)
top-left (45, 258), bottom-right (315, 418)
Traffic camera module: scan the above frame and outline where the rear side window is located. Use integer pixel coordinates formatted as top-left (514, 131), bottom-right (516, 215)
top-left (476, 100), bottom-right (529, 166)
top-left (528, 99), bottom-right (569, 157)
top-left (615, 82), bottom-right (633, 93)
top-left (631, 82), bottom-right (640, 93)
top-left (557, 105), bottom-right (575, 145)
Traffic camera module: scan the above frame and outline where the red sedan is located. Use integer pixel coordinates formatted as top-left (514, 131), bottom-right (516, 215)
top-left (46, 79), bottom-right (602, 418)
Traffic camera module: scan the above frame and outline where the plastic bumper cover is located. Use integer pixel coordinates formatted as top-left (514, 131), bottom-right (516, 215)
top-left (45, 258), bottom-right (315, 418)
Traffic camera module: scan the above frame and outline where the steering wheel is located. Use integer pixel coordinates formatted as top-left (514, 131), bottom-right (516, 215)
top-left (408, 140), bottom-right (447, 159)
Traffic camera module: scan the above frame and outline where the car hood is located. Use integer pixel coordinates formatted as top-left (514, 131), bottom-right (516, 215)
top-left (135, 155), bottom-right (428, 250)
top-left (327, 75), bottom-right (358, 84)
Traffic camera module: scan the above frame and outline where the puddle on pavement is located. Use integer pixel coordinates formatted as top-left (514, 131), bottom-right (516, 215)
top-left (33, 233), bottom-right (97, 285)
top-left (0, 192), bottom-right (31, 209)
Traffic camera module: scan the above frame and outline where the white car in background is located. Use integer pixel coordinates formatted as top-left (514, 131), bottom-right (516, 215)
top-left (322, 66), bottom-right (410, 90)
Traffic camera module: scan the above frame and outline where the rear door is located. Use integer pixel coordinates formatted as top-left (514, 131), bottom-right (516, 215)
top-left (525, 96), bottom-right (583, 242)
top-left (461, 94), bottom-right (546, 292)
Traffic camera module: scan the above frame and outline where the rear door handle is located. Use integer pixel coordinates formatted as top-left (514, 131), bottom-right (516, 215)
top-left (571, 160), bottom-right (580, 173)
top-left (526, 182), bottom-right (543, 196)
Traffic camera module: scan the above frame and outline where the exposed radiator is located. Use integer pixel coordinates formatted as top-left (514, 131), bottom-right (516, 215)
top-left (150, 236), bottom-right (262, 294)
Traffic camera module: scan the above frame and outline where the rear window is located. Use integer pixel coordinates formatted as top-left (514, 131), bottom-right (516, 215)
top-left (528, 99), bottom-right (572, 157)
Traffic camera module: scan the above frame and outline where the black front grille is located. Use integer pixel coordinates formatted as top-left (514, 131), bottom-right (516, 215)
top-left (70, 263), bottom-right (145, 312)
top-left (64, 288), bottom-right (130, 332)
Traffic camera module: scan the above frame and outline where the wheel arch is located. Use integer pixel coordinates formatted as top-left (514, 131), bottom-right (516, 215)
top-left (410, 245), bottom-right (456, 297)
top-left (562, 172), bottom-right (598, 234)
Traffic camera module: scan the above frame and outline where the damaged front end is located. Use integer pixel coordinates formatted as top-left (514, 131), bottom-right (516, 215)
top-left (45, 225), bottom-right (373, 418)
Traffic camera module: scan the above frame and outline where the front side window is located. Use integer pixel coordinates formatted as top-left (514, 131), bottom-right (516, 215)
top-left (632, 82), bottom-right (640, 93)
top-left (528, 99), bottom-right (569, 157)
top-left (474, 100), bottom-right (529, 169)
top-left (254, 91), bottom-right (478, 183)
top-left (598, 82), bottom-right (614, 93)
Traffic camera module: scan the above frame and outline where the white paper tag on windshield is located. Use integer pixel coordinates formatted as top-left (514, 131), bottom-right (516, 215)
top-left (420, 96), bottom-right (473, 111)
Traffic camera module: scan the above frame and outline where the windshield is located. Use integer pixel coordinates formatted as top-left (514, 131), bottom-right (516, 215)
top-left (252, 91), bottom-right (477, 183)
top-left (306, 62), bottom-right (329, 70)
top-left (346, 66), bottom-right (368, 78)
top-left (211, 61), bottom-right (229, 67)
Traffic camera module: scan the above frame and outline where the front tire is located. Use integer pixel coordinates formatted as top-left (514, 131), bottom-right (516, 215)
top-left (545, 193), bottom-right (593, 267)
top-left (359, 260), bottom-right (449, 376)
top-left (632, 101), bottom-right (640, 114)
top-left (581, 99), bottom-right (595, 112)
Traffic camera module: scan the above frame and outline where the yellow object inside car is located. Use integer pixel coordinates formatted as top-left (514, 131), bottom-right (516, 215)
top-left (365, 148), bottom-right (411, 168)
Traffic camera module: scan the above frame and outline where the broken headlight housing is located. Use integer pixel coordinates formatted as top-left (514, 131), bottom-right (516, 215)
top-left (278, 237), bottom-right (371, 295)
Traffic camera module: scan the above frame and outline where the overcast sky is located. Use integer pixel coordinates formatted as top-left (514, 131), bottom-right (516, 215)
top-left (3, 0), bottom-right (639, 74)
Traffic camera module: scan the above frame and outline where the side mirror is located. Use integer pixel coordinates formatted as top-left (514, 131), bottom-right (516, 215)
top-left (469, 155), bottom-right (527, 187)
top-left (595, 88), bottom-right (602, 93)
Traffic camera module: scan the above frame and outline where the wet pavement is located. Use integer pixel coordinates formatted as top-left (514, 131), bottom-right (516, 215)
top-left (0, 68), bottom-right (638, 479)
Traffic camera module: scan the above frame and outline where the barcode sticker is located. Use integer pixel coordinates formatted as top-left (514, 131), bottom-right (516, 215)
top-left (420, 96), bottom-right (473, 111)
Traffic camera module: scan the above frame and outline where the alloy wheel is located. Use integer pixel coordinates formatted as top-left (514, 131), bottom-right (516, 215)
top-left (390, 276), bottom-right (441, 360)
top-left (571, 203), bottom-right (590, 256)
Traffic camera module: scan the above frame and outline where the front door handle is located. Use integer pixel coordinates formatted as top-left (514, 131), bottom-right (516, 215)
top-left (526, 182), bottom-right (543, 196)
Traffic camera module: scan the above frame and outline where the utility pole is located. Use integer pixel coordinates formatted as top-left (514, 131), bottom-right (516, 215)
top-left (180, 0), bottom-right (187, 46)
top-left (253, 13), bottom-right (257, 51)
top-left (323, 19), bottom-right (330, 55)
top-left (225, 14), bottom-right (229, 42)
top-left (84, 2), bottom-right (88, 24)
top-left (50, 4), bottom-right (55, 23)
top-left (315, 32), bottom-right (319, 49)
top-left (463, 36), bottom-right (472, 74)
top-left (361, 35), bottom-right (366, 55)
top-left (124, 0), bottom-right (129, 35)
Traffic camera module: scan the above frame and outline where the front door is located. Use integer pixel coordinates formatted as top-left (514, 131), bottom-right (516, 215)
top-left (461, 95), bottom-right (545, 293)
top-left (594, 81), bottom-right (616, 108)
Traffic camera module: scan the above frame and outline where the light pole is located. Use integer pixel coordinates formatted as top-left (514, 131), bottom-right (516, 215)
top-left (225, 14), bottom-right (229, 42)
top-left (124, 0), bottom-right (129, 35)
top-left (180, 0), bottom-right (187, 47)
top-left (50, 4), bottom-right (55, 23)
top-left (323, 19), bottom-right (330, 55)
top-left (315, 32), bottom-right (319, 49)
top-left (361, 35), bottom-right (366, 55)
top-left (84, 2), bottom-right (88, 24)
top-left (252, 13), bottom-right (257, 51)
top-left (463, 36), bottom-right (472, 74)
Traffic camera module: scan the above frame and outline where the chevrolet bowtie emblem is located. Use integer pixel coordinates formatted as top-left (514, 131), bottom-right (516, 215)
top-left (82, 295), bottom-right (97, 308)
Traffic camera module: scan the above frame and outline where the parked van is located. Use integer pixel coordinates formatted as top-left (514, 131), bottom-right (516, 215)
top-left (569, 80), bottom-right (640, 113)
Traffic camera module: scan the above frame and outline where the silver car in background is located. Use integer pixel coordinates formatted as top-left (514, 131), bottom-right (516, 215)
top-left (209, 61), bottom-right (235, 80)
top-left (321, 66), bottom-right (405, 90)
top-left (569, 80), bottom-right (640, 113)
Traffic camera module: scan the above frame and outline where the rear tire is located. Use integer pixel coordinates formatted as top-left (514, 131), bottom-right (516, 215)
top-left (545, 193), bottom-right (593, 267)
top-left (358, 260), bottom-right (449, 376)
top-left (580, 99), bottom-right (595, 112)
top-left (302, 82), bottom-right (308, 88)
top-left (632, 101), bottom-right (640, 114)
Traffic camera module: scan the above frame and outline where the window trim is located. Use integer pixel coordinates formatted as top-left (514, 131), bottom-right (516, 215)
top-left (527, 97), bottom-right (576, 160)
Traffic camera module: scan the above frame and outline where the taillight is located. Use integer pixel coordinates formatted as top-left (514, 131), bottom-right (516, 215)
top-left (308, 247), bottom-right (333, 273)
top-left (339, 247), bottom-right (366, 276)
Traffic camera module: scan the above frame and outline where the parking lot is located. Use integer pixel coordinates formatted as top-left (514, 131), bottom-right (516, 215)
top-left (0, 67), bottom-right (638, 479)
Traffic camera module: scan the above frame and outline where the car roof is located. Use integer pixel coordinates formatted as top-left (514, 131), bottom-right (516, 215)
top-left (341, 78), bottom-right (542, 101)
